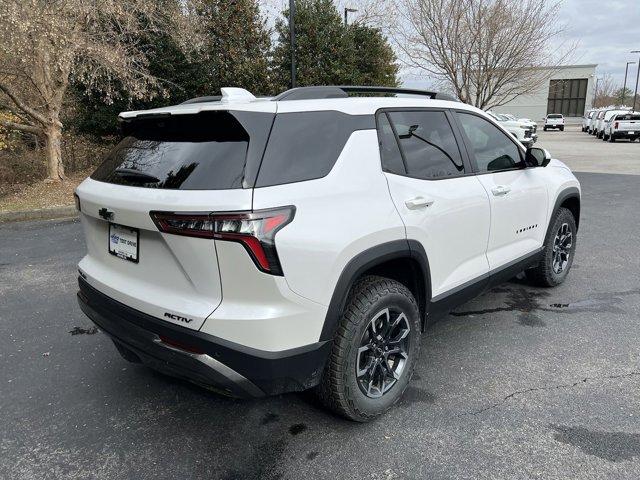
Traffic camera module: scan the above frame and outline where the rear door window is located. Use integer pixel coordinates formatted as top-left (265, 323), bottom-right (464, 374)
top-left (385, 110), bottom-right (465, 180)
top-left (255, 111), bottom-right (374, 187)
top-left (91, 111), bottom-right (274, 190)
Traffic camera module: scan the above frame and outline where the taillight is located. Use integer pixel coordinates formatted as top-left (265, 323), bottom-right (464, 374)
top-left (614, 122), bottom-right (619, 129)
top-left (150, 206), bottom-right (295, 275)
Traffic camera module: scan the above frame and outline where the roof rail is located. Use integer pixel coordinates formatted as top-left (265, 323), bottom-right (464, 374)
top-left (272, 85), bottom-right (459, 102)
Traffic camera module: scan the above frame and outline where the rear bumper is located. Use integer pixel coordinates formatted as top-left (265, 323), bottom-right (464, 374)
top-left (77, 277), bottom-right (331, 397)
top-left (612, 131), bottom-right (638, 139)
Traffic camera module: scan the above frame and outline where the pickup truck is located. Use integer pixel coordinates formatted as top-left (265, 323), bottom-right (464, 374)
top-left (486, 111), bottom-right (536, 147)
top-left (604, 112), bottom-right (640, 142)
top-left (544, 114), bottom-right (564, 131)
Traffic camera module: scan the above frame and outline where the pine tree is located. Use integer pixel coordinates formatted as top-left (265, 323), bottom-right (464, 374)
top-left (271, 0), bottom-right (398, 91)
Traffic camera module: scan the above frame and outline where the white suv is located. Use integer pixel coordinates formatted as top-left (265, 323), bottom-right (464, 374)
top-left (76, 86), bottom-right (581, 421)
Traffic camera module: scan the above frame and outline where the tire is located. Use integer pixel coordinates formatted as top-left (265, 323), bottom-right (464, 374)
top-left (609, 134), bottom-right (615, 143)
top-left (560, 127), bottom-right (564, 131)
top-left (526, 207), bottom-right (577, 287)
top-left (316, 275), bottom-right (421, 422)
top-left (543, 127), bottom-right (547, 131)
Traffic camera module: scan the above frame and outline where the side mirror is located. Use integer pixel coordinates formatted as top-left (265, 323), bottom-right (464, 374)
top-left (525, 147), bottom-right (551, 167)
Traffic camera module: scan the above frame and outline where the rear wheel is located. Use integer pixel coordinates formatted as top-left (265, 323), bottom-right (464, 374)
top-left (609, 134), bottom-right (615, 143)
top-left (317, 276), bottom-right (421, 422)
top-left (526, 207), bottom-right (577, 287)
top-left (560, 126), bottom-right (564, 131)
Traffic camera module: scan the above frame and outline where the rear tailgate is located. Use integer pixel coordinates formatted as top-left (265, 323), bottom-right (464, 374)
top-left (77, 181), bottom-right (251, 330)
top-left (617, 115), bottom-right (640, 132)
top-left (76, 105), bottom-right (276, 330)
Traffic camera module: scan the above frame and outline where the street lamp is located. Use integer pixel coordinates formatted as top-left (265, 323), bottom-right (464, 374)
top-left (622, 61), bottom-right (635, 106)
top-left (632, 50), bottom-right (640, 112)
top-left (290, 0), bottom-right (296, 88)
top-left (344, 7), bottom-right (358, 26)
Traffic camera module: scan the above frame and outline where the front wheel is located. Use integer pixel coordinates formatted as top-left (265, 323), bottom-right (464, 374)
top-left (560, 127), bottom-right (564, 131)
top-left (316, 276), bottom-right (421, 422)
top-left (526, 207), bottom-right (577, 287)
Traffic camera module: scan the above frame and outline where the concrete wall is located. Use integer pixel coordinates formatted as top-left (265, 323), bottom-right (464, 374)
top-left (493, 64), bottom-right (597, 121)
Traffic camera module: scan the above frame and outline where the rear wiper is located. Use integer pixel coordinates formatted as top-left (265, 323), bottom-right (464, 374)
top-left (113, 168), bottom-right (160, 183)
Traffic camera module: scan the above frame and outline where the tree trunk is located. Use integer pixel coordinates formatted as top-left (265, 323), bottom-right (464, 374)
top-left (44, 124), bottom-right (65, 182)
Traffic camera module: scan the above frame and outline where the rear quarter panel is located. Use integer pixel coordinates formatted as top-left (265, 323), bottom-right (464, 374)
top-left (251, 129), bottom-right (406, 306)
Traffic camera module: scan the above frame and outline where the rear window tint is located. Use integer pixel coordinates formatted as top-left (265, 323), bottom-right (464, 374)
top-left (615, 114), bottom-right (640, 121)
top-left (255, 111), bottom-right (374, 187)
top-left (91, 111), bottom-right (274, 190)
top-left (547, 114), bottom-right (562, 118)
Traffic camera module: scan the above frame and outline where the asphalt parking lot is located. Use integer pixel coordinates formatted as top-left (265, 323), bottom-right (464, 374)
top-left (1, 135), bottom-right (640, 479)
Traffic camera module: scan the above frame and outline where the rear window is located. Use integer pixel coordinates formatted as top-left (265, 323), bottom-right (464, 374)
top-left (91, 111), bottom-right (274, 190)
top-left (547, 114), bottom-right (563, 119)
top-left (255, 111), bottom-right (374, 187)
top-left (615, 114), bottom-right (640, 121)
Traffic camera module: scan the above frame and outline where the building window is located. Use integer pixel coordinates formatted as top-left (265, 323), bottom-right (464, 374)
top-left (547, 78), bottom-right (588, 116)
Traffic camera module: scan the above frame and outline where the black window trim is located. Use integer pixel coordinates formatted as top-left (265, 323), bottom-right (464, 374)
top-left (374, 107), bottom-right (475, 182)
top-left (451, 109), bottom-right (528, 176)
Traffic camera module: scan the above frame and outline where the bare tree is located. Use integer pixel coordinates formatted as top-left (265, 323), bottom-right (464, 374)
top-left (391, 0), bottom-right (573, 109)
top-left (0, 0), bottom-right (200, 181)
top-left (593, 73), bottom-right (618, 108)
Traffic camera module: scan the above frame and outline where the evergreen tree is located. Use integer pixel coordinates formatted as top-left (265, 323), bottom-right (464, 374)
top-left (71, 0), bottom-right (273, 137)
top-left (271, 0), bottom-right (398, 91)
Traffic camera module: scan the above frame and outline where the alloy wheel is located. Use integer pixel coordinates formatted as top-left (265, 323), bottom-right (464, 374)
top-left (552, 222), bottom-right (573, 274)
top-left (356, 308), bottom-right (411, 398)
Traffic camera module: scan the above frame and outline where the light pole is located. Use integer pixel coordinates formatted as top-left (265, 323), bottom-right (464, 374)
top-left (632, 50), bottom-right (640, 111)
top-left (290, 0), bottom-right (296, 88)
top-left (344, 7), bottom-right (358, 26)
top-left (622, 61), bottom-right (635, 106)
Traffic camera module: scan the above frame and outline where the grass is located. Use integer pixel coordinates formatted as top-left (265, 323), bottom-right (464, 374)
top-left (0, 169), bottom-right (92, 213)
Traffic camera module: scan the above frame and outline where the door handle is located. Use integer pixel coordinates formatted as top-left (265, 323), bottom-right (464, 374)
top-left (491, 185), bottom-right (511, 196)
top-left (405, 196), bottom-right (434, 210)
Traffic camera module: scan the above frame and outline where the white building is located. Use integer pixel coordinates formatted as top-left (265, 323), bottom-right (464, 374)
top-left (493, 64), bottom-right (597, 121)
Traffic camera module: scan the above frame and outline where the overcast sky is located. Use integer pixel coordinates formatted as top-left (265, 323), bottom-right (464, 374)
top-left (557, 0), bottom-right (640, 85)
top-left (264, 0), bottom-right (640, 90)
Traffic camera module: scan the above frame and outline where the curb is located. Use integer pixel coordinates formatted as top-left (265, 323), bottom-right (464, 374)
top-left (0, 205), bottom-right (78, 224)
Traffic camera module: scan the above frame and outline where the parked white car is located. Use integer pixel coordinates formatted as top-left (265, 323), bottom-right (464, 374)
top-left (603, 111), bottom-right (640, 142)
top-left (486, 111), bottom-right (536, 146)
top-left (582, 110), bottom-right (595, 132)
top-left (544, 114), bottom-right (564, 131)
top-left (501, 113), bottom-right (538, 140)
top-left (596, 109), bottom-right (629, 139)
top-left (75, 85), bottom-right (580, 421)
top-left (591, 109), bottom-right (607, 135)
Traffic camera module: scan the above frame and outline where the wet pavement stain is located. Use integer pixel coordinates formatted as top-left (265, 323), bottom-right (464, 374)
top-left (69, 326), bottom-right (99, 335)
top-left (451, 285), bottom-right (640, 325)
top-left (260, 412), bottom-right (280, 426)
top-left (221, 438), bottom-right (286, 480)
top-left (289, 423), bottom-right (307, 435)
top-left (518, 312), bottom-right (546, 327)
top-left (398, 386), bottom-right (437, 408)
top-left (551, 424), bottom-right (640, 462)
top-left (306, 451), bottom-right (319, 461)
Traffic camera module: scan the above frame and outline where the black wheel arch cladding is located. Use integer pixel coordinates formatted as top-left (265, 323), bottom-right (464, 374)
top-left (320, 240), bottom-right (431, 342)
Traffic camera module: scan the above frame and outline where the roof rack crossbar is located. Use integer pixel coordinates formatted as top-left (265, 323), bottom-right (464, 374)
top-left (272, 85), bottom-right (458, 102)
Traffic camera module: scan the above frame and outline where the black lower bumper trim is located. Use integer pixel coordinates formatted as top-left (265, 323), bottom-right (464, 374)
top-left (77, 277), bottom-right (331, 397)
